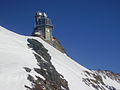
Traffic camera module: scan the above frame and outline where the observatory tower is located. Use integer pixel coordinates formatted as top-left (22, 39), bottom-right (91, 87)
top-left (33, 12), bottom-right (53, 41)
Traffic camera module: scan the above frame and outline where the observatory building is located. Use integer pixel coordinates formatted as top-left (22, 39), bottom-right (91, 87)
top-left (32, 11), bottom-right (65, 53)
top-left (32, 12), bottom-right (53, 41)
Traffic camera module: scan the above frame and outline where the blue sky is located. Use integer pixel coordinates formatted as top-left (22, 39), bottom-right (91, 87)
top-left (0, 0), bottom-right (120, 73)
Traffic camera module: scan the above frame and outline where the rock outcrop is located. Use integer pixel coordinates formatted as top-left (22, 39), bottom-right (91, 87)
top-left (25, 39), bottom-right (69, 90)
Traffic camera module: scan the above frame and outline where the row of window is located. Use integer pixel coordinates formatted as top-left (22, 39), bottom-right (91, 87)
top-left (36, 18), bottom-right (52, 26)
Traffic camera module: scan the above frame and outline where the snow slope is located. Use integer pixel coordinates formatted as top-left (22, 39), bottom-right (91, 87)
top-left (0, 26), bottom-right (120, 90)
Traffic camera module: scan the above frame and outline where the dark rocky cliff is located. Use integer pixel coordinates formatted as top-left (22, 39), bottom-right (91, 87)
top-left (24, 38), bottom-right (69, 90)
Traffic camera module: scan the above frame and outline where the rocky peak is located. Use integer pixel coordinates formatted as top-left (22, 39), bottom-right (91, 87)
top-left (95, 70), bottom-right (120, 84)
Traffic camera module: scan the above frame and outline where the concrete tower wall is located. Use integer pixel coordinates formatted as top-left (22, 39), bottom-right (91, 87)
top-left (45, 27), bottom-right (52, 40)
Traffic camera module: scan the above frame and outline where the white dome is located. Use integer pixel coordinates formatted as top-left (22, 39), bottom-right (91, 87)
top-left (36, 12), bottom-right (42, 16)
top-left (43, 13), bottom-right (47, 17)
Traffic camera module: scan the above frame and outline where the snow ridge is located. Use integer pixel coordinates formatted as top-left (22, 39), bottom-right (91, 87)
top-left (0, 26), bottom-right (120, 90)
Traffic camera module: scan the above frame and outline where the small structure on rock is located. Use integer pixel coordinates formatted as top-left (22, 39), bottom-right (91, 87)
top-left (32, 11), bottom-right (66, 53)
top-left (32, 12), bottom-right (53, 41)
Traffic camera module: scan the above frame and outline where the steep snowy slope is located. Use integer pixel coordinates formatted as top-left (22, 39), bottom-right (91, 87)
top-left (0, 26), bottom-right (120, 90)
